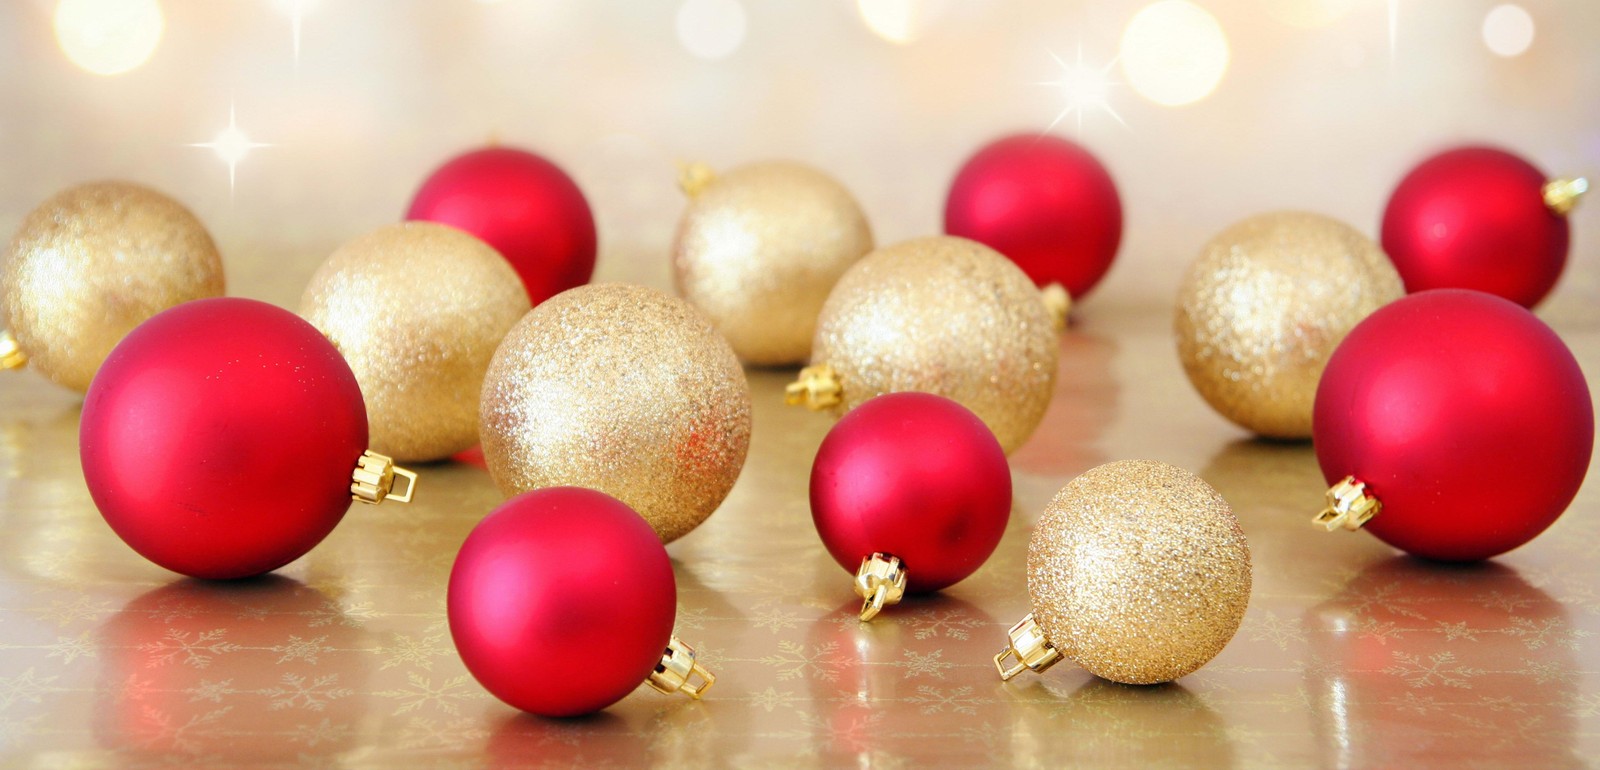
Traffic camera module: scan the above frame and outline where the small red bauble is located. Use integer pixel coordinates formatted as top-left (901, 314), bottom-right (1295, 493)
top-left (80, 298), bottom-right (415, 580)
top-left (810, 392), bottom-right (1011, 619)
top-left (448, 487), bottom-right (712, 717)
top-left (944, 134), bottom-right (1123, 302)
top-left (1313, 289), bottom-right (1593, 561)
top-left (406, 146), bottom-right (597, 306)
top-left (1381, 146), bottom-right (1581, 308)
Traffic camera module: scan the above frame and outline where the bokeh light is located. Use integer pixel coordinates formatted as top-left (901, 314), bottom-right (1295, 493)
top-left (53, 0), bottom-right (164, 76)
top-left (857, 0), bottom-right (950, 45)
top-left (1259, 0), bottom-right (1354, 29)
top-left (676, 0), bottom-right (746, 61)
top-left (1482, 4), bottom-right (1535, 58)
top-left (1119, 1), bottom-right (1230, 107)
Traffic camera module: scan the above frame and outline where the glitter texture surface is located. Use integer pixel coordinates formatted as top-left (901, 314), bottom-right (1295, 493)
top-left (810, 235), bottom-right (1058, 454)
top-left (300, 222), bottom-right (529, 462)
top-left (0, 181), bottom-right (224, 392)
top-left (1174, 211), bottom-right (1402, 439)
top-left (1026, 460), bottom-right (1252, 685)
top-left (479, 283), bottom-right (751, 543)
top-left (672, 161), bottom-right (873, 366)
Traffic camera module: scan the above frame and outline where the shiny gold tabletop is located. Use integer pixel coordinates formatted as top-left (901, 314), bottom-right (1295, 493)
top-left (1, 303), bottom-right (1595, 769)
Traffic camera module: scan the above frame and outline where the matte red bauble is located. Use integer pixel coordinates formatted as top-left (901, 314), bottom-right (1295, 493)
top-left (810, 392), bottom-right (1011, 620)
top-left (448, 487), bottom-right (713, 717)
top-left (944, 134), bottom-right (1122, 305)
top-left (1313, 290), bottom-right (1593, 561)
top-left (406, 146), bottom-right (597, 305)
top-left (1381, 146), bottom-right (1584, 308)
top-left (80, 298), bottom-right (416, 580)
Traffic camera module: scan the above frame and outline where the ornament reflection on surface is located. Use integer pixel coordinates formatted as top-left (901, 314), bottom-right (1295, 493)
top-left (486, 711), bottom-right (647, 769)
top-left (1305, 558), bottom-right (1581, 770)
top-left (54, 0), bottom-right (163, 76)
top-left (94, 577), bottom-right (371, 761)
top-left (1119, 0), bottom-right (1229, 107)
top-left (1006, 678), bottom-right (1234, 767)
top-left (1010, 331), bottom-right (1118, 481)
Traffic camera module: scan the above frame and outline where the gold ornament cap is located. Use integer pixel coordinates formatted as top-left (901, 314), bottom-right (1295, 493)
top-left (0, 330), bottom-right (26, 371)
top-left (1543, 177), bottom-right (1588, 216)
top-left (1024, 460), bottom-right (1252, 685)
top-left (993, 613), bottom-right (1063, 680)
top-left (646, 636), bottom-right (716, 700)
top-left (784, 363), bottom-right (843, 410)
top-left (350, 450), bottom-right (418, 505)
top-left (1041, 283), bottom-right (1071, 331)
top-left (853, 553), bottom-right (907, 621)
top-left (1313, 475), bottom-right (1382, 532)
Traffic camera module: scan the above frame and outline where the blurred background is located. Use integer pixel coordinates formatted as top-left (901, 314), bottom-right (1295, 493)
top-left (2, 0), bottom-right (1597, 316)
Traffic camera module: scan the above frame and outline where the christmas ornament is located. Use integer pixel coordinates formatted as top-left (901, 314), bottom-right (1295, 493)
top-left (300, 222), bottom-right (530, 462)
top-left (1382, 146), bottom-right (1584, 308)
top-left (1174, 211), bottom-right (1403, 439)
top-left (996, 460), bottom-right (1251, 685)
top-left (0, 181), bottom-right (224, 392)
top-left (944, 134), bottom-right (1122, 308)
top-left (672, 160), bottom-right (874, 366)
top-left (788, 236), bottom-right (1059, 454)
top-left (448, 487), bottom-right (713, 717)
top-left (80, 298), bottom-right (417, 580)
top-left (1312, 289), bottom-right (1593, 561)
top-left (810, 392), bottom-right (1011, 620)
top-left (480, 283), bottom-right (750, 543)
top-left (406, 146), bottom-right (597, 305)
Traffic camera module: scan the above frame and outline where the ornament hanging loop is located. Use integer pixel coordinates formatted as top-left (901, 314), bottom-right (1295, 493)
top-left (785, 364), bottom-right (843, 410)
top-left (0, 331), bottom-right (26, 370)
top-left (677, 161), bottom-right (716, 198)
top-left (647, 636), bottom-right (716, 700)
top-left (994, 613), bottom-right (1062, 681)
top-left (854, 553), bottom-right (908, 621)
top-left (351, 450), bottom-right (418, 505)
top-left (1543, 177), bottom-right (1588, 215)
top-left (1041, 283), bottom-right (1071, 331)
top-left (1312, 475), bottom-right (1381, 532)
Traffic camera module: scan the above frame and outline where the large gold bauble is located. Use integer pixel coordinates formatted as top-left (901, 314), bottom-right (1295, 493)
top-left (1028, 460), bottom-right (1252, 685)
top-left (807, 235), bottom-right (1057, 454)
top-left (300, 222), bottom-right (529, 462)
top-left (672, 160), bottom-right (873, 366)
top-left (1174, 211), bottom-right (1402, 438)
top-left (1, 181), bottom-right (224, 392)
top-left (479, 283), bottom-right (751, 543)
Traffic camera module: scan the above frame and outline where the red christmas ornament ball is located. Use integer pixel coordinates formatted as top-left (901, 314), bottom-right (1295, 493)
top-left (810, 392), bottom-right (1012, 593)
top-left (448, 487), bottom-right (677, 717)
top-left (80, 298), bottom-right (369, 579)
top-left (944, 134), bottom-right (1123, 300)
top-left (406, 146), bottom-right (597, 305)
top-left (1381, 146), bottom-right (1573, 308)
top-left (1314, 289), bottom-right (1593, 561)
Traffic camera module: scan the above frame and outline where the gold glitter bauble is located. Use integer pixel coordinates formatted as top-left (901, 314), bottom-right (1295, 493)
top-left (480, 283), bottom-right (752, 543)
top-left (300, 222), bottom-right (529, 462)
top-left (808, 235), bottom-right (1057, 454)
top-left (1174, 211), bottom-right (1402, 438)
top-left (1, 181), bottom-right (224, 392)
top-left (1027, 460), bottom-right (1252, 685)
top-left (672, 160), bottom-right (874, 366)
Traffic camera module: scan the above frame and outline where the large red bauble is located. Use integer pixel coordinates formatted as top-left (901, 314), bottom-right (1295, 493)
top-left (944, 134), bottom-right (1123, 300)
top-left (448, 487), bottom-right (677, 717)
top-left (406, 146), bottom-right (597, 305)
top-left (810, 392), bottom-right (1011, 593)
top-left (80, 298), bottom-right (369, 579)
top-left (1381, 146), bottom-right (1571, 308)
top-left (1314, 289), bottom-right (1593, 561)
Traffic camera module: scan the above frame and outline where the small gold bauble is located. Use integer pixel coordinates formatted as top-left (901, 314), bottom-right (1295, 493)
top-left (672, 160), bottom-right (874, 366)
top-left (1174, 211), bottom-right (1402, 439)
top-left (480, 283), bottom-right (752, 543)
top-left (808, 235), bottom-right (1058, 454)
top-left (300, 222), bottom-right (529, 462)
top-left (1, 181), bottom-right (224, 392)
top-left (1028, 460), bottom-right (1252, 685)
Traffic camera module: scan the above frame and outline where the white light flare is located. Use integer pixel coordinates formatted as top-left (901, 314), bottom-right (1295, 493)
top-left (189, 104), bottom-right (272, 196)
top-left (1040, 46), bottom-right (1125, 134)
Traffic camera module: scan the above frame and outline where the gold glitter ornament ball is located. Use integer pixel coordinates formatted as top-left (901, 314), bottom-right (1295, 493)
top-left (1, 181), bottom-right (224, 392)
top-left (480, 283), bottom-right (752, 543)
top-left (672, 160), bottom-right (874, 366)
top-left (300, 222), bottom-right (529, 462)
top-left (1174, 211), bottom-right (1402, 438)
top-left (1027, 460), bottom-right (1252, 685)
top-left (806, 235), bottom-right (1057, 454)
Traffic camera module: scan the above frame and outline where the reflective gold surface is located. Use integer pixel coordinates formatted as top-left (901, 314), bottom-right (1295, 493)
top-left (1, 305), bottom-right (1595, 768)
